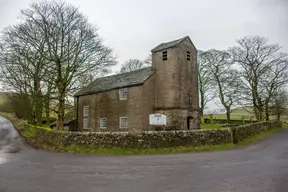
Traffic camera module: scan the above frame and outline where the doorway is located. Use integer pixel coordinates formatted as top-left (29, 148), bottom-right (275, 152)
top-left (187, 116), bottom-right (193, 130)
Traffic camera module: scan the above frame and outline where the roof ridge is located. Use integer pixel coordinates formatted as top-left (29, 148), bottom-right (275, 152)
top-left (151, 36), bottom-right (192, 52)
top-left (74, 67), bottom-right (154, 97)
top-left (92, 66), bottom-right (152, 81)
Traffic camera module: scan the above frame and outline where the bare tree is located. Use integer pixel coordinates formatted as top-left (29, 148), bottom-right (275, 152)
top-left (120, 59), bottom-right (145, 73)
top-left (197, 50), bottom-right (216, 116)
top-left (74, 68), bottom-right (110, 91)
top-left (229, 36), bottom-right (288, 121)
top-left (143, 54), bottom-right (152, 65)
top-left (203, 49), bottom-right (240, 123)
top-left (0, 1), bottom-right (116, 130)
top-left (269, 89), bottom-right (288, 120)
top-left (0, 19), bottom-right (49, 125)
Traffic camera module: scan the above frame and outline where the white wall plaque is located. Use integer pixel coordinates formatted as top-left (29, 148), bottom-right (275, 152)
top-left (149, 113), bottom-right (167, 125)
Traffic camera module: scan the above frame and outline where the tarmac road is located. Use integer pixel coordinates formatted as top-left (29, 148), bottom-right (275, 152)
top-left (0, 116), bottom-right (21, 153)
top-left (0, 116), bottom-right (288, 192)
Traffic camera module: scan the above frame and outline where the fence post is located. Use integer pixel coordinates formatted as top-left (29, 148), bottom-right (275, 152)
top-left (210, 114), bottom-right (214, 125)
top-left (200, 116), bottom-right (205, 125)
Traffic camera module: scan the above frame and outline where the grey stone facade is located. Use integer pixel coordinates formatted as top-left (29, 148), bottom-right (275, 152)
top-left (74, 36), bottom-right (200, 132)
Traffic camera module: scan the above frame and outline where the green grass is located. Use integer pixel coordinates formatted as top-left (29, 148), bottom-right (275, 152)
top-left (0, 97), bottom-right (6, 105)
top-left (42, 123), bottom-right (51, 128)
top-left (60, 126), bottom-right (286, 155)
top-left (210, 114), bottom-right (254, 120)
top-left (0, 92), bottom-right (8, 105)
top-left (22, 123), bottom-right (54, 137)
top-left (200, 124), bottom-right (222, 129)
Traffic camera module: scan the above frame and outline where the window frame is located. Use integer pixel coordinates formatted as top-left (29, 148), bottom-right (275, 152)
top-left (83, 105), bottom-right (89, 117)
top-left (83, 118), bottom-right (89, 130)
top-left (186, 51), bottom-right (191, 61)
top-left (119, 116), bottom-right (128, 129)
top-left (119, 88), bottom-right (128, 100)
top-left (100, 118), bottom-right (107, 129)
top-left (162, 51), bottom-right (168, 61)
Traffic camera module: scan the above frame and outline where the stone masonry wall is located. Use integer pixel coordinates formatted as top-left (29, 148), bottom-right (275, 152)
top-left (231, 121), bottom-right (282, 144)
top-left (22, 121), bottom-right (282, 149)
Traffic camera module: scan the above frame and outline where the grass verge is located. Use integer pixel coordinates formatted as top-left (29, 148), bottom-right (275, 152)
top-left (200, 124), bottom-right (223, 129)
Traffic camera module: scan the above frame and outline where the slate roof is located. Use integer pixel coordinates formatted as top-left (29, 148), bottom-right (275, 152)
top-left (151, 36), bottom-right (196, 52)
top-left (75, 67), bottom-right (155, 97)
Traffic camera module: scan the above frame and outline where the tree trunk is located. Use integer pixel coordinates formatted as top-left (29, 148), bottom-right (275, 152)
top-left (226, 107), bottom-right (231, 124)
top-left (259, 106), bottom-right (264, 122)
top-left (35, 93), bottom-right (43, 126)
top-left (199, 88), bottom-right (205, 118)
top-left (56, 93), bottom-right (65, 130)
top-left (265, 102), bottom-right (269, 121)
top-left (44, 85), bottom-right (52, 126)
top-left (45, 100), bottom-right (50, 125)
top-left (33, 75), bottom-right (43, 126)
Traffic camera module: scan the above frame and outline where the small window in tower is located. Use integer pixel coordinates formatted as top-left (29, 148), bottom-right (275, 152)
top-left (187, 51), bottom-right (191, 61)
top-left (162, 51), bottom-right (167, 61)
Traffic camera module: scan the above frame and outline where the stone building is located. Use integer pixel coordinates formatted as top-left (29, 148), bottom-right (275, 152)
top-left (74, 36), bottom-right (200, 132)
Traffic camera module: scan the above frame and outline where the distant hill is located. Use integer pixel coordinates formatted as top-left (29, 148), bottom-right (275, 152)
top-left (231, 106), bottom-right (254, 115)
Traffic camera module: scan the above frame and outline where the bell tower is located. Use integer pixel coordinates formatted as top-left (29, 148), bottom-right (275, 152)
top-left (151, 36), bottom-right (200, 129)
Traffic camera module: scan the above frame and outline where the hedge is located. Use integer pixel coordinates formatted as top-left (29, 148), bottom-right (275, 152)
top-left (20, 121), bottom-right (282, 150)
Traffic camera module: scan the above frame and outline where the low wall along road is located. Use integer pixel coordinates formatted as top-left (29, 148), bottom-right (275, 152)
top-left (21, 121), bottom-right (282, 150)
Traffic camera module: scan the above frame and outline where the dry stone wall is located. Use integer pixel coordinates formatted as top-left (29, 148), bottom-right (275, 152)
top-left (22, 121), bottom-right (282, 149)
top-left (231, 121), bottom-right (282, 143)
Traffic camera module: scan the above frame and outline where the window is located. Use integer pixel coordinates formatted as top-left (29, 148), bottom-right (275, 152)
top-left (187, 51), bottom-right (191, 61)
top-left (83, 118), bottom-right (89, 130)
top-left (100, 118), bottom-right (107, 129)
top-left (162, 51), bottom-right (167, 61)
top-left (83, 105), bottom-right (89, 117)
top-left (119, 88), bottom-right (128, 100)
top-left (119, 117), bottom-right (128, 128)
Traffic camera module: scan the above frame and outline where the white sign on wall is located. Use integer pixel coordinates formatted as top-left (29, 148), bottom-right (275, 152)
top-left (149, 113), bottom-right (167, 125)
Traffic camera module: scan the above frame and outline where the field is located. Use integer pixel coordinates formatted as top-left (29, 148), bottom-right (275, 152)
top-left (201, 107), bottom-right (255, 129)
top-left (204, 106), bottom-right (255, 120)
top-left (200, 124), bottom-right (222, 129)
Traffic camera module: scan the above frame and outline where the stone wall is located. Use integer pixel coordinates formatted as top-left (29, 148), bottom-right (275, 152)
top-left (23, 124), bottom-right (231, 149)
top-left (22, 121), bottom-right (282, 149)
top-left (231, 121), bottom-right (282, 144)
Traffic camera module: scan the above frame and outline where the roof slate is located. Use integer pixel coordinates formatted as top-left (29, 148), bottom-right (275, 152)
top-left (75, 67), bottom-right (155, 97)
top-left (151, 36), bottom-right (194, 52)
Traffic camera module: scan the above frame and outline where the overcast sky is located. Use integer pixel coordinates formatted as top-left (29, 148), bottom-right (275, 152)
top-left (0, 0), bottom-right (287, 111)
